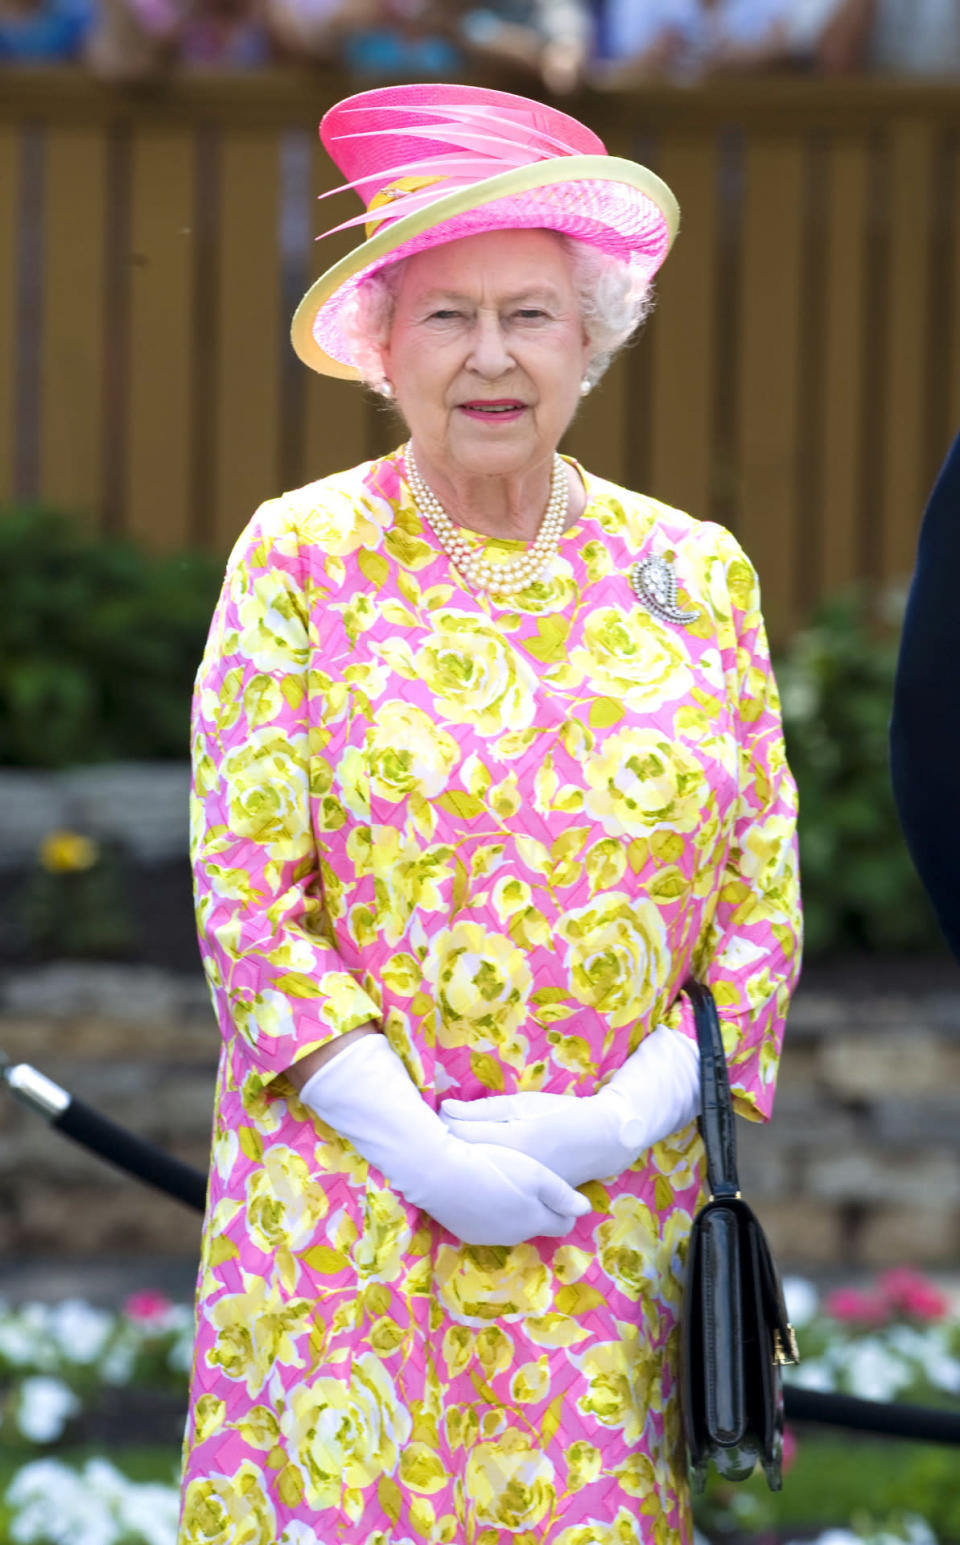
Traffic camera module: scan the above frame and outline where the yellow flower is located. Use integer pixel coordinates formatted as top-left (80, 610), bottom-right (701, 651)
top-left (568, 607), bottom-right (692, 710)
top-left (352, 1183), bottom-right (413, 1284)
top-left (297, 484), bottom-right (390, 555)
top-left (583, 728), bottom-right (704, 839)
top-left (233, 570), bottom-right (309, 675)
top-left (221, 729), bottom-right (312, 854)
top-left (372, 828), bottom-right (455, 947)
top-left (205, 1272), bottom-right (312, 1397)
top-left (435, 1243), bottom-right (553, 1324)
top-left (367, 701), bottom-right (458, 803)
top-left (38, 830), bottom-right (98, 874)
top-left (595, 1194), bottom-right (660, 1301)
top-left (424, 921), bottom-right (532, 1049)
top-left (565, 1440), bottom-right (602, 1491)
top-left (415, 609), bottom-right (538, 737)
top-left (280, 1353), bottom-right (412, 1511)
top-left (510, 1358), bottom-right (550, 1404)
top-left (559, 894), bottom-right (671, 1029)
top-left (191, 1394), bottom-right (226, 1446)
top-left (576, 1328), bottom-right (659, 1445)
top-left (244, 1145), bottom-right (329, 1254)
top-left (465, 1430), bottom-right (555, 1532)
top-left (511, 555), bottom-right (578, 615)
top-left (179, 1459), bottom-right (277, 1545)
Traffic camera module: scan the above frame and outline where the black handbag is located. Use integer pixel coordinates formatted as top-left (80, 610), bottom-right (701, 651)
top-left (680, 978), bottom-right (799, 1492)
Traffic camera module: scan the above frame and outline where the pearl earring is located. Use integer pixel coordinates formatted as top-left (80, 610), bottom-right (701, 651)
top-left (579, 379), bottom-right (592, 397)
top-left (375, 379), bottom-right (394, 400)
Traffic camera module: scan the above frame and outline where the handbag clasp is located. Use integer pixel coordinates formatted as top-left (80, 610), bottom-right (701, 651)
top-left (773, 1326), bottom-right (800, 1365)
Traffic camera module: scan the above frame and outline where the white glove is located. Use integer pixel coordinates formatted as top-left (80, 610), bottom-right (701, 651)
top-left (298, 1034), bottom-right (590, 1246)
top-left (440, 1024), bottom-right (701, 1188)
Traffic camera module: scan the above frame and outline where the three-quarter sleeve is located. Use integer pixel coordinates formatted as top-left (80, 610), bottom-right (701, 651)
top-left (190, 498), bottom-right (380, 1081)
top-left (667, 534), bottom-right (802, 1122)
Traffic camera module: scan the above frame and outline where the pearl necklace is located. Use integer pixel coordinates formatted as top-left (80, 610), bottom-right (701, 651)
top-left (404, 442), bottom-right (569, 597)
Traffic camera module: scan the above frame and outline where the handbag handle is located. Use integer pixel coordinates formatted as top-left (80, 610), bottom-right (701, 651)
top-left (683, 979), bottom-right (741, 1201)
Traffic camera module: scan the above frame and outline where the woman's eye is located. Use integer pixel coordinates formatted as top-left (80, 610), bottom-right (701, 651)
top-left (429, 309), bottom-right (463, 321)
top-left (514, 309), bottom-right (549, 322)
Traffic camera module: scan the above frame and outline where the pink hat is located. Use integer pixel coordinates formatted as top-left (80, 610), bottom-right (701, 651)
top-left (291, 83), bottom-right (680, 380)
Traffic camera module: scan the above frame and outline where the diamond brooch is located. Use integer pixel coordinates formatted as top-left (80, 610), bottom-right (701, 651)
top-left (628, 554), bottom-right (699, 626)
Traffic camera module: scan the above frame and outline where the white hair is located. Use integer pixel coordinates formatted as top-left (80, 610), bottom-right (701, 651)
top-left (338, 232), bottom-right (655, 391)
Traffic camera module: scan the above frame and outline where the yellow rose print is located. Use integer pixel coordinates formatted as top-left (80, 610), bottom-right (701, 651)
top-left (465, 1430), bottom-right (556, 1532)
top-left (559, 894), bottom-right (671, 1029)
top-left (415, 610), bottom-right (538, 736)
top-left (222, 730), bottom-right (313, 852)
top-left (576, 1331), bottom-right (660, 1445)
top-left (179, 1459), bottom-right (277, 1545)
top-left (366, 702), bottom-right (458, 802)
top-left (435, 1243), bottom-right (554, 1324)
top-left (233, 573), bottom-right (309, 676)
top-left (352, 1183), bottom-right (413, 1284)
top-left (584, 728), bottom-right (705, 838)
top-left (280, 1354), bottom-right (412, 1511)
top-left (245, 1145), bottom-right (329, 1254)
top-left (206, 1273), bottom-right (312, 1398)
top-left (569, 606), bottom-right (693, 710)
top-left (424, 920), bottom-right (533, 1048)
top-left (595, 1194), bottom-right (661, 1300)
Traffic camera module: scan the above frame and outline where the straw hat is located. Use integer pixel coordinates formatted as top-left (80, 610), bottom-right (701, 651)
top-left (291, 82), bottom-right (680, 380)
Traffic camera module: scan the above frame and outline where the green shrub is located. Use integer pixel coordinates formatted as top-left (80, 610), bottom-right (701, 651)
top-left (775, 588), bottom-right (943, 957)
top-left (0, 508), bottom-right (223, 767)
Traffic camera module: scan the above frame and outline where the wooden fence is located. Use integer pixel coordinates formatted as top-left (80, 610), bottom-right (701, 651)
top-left (2, 72), bottom-right (959, 640)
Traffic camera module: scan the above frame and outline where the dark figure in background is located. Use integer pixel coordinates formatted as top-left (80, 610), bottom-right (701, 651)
top-left (890, 430), bottom-right (960, 959)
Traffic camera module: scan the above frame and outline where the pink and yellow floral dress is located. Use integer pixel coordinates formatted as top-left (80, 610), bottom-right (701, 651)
top-left (177, 446), bottom-right (801, 1545)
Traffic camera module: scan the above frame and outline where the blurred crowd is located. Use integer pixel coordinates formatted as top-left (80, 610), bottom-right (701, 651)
top-left (1, 0), bottom-right (958, 81)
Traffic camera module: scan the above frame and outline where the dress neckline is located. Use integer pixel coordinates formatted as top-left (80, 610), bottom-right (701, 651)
top-left (393, 446), bottom-right (594, 554)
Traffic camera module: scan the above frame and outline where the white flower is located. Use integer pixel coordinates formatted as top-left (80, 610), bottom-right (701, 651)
top-left (6, 1458), bottom-right (179, 1545)
top-left (98, 1335), bottom-right (137, 1386)
top-left (785, 1356), bottom-right (835, 1392)
top-left (783, 1275), bottom-right (819, 1329)
top-left (7, 1458), bottom-right (114, 1545)
top-left (16, 1376), bottom-right (80, 1443)
top-left (835, 1337), bottom-right (911, 1402)
top-left (0, 1315), bottom-right (44, 1369)
top-left (49, 1301), bottom-right (114, 1365)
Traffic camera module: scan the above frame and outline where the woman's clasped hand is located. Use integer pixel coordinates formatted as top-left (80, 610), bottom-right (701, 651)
top-left (440, 1021), bottom-right (702, 1189)
top-left (299, 1034), bottom-right (590, 1246)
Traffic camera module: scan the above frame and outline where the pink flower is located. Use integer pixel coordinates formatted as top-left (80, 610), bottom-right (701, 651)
top-left (878, 1268), bottom-right (949, 1323)
top-left (823, 1287), bottom-right (888, 1326)
top-left (124, 1290), bottom-right (174, 1325)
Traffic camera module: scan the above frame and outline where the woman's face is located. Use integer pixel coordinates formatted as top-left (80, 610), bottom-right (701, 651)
top-left (381, 228), bottom-right (590, 484)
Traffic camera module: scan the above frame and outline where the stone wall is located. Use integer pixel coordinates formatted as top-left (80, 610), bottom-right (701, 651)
top-left (2, 960), bottom-right (959, 1272)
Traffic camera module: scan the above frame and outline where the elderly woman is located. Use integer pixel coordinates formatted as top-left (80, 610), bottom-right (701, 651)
top-left (177, 83), bottom-right (801, 1545)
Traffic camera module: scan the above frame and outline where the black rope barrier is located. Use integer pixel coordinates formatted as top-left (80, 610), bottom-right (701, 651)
top-left (4, 1056), bottom-right (960, 1447)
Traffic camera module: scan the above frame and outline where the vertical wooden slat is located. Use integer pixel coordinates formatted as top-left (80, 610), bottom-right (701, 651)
top-left (39, 129), bottom-right (107, 519)
top-left (0, 128), bottom-right (18, 503)
top-left (126, 130), bottom-right (196, 550)
top-left (880, 122), bottom-right (935, 584)
top-left (648, 138), bottom-right (717, 520)
top-left (737, 140), bottom-right (806, 641)
top-left (212, 131), bottom-right (282, 549)
top-left (564, 350), bottom-right (630, 485)
top-left (819, 139), bottom-right (870, 597)
top-left (301, 135), bottom-right (375, 487)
